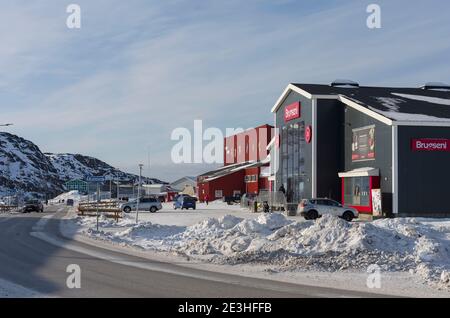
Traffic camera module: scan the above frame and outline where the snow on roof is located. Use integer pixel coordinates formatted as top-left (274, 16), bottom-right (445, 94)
top-left (284, 84), bottom-right (450, 124)
top-left (201, 161), bottom-right (268, 182)
top-left (338, 167), bottom-right (379, 178)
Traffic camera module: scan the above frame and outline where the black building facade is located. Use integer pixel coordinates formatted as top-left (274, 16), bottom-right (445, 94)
top-left (270, 82), bottom-right (450, 217)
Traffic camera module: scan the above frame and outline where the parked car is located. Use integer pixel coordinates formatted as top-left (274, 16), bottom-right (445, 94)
top-left (297, 198), bottom-right (359, 221)
top-left (22, 200), bottom-right (44, 213)
top-left (173, 196), bottom-right (196, 210)
top-left (119, 197), bottom-right (162, 213)
top-left (174, 194), bottom-right (198, 202)
top-left (223, 194), bottom-right (241, 205)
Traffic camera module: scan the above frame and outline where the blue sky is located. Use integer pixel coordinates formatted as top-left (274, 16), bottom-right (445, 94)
top-left (1, 0), bottom-right (450, 181)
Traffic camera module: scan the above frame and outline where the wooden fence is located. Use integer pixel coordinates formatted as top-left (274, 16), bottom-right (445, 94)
top-left (77, 201), bottom-right (122, 221)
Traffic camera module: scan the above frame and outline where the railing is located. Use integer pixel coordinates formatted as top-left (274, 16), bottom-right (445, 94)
top-left (242, 190), bottom-right (299, 215)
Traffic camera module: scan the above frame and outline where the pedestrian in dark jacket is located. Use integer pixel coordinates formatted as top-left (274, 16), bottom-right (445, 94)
top-left (278, 184), bottom-right (286, 195)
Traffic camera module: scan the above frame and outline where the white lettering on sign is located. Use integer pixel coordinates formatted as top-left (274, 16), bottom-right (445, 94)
top-left (416, 141), bottom-right (447, 150)
top-left (411, 139), bottom-right (450, 152)
top-left (285, 108), bottom-right (298, 118)
top-left (284, 102), bottom-right (301, 122)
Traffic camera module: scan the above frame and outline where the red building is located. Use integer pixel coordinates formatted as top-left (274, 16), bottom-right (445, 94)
top-left (198, 124), bottom-right (273, 202)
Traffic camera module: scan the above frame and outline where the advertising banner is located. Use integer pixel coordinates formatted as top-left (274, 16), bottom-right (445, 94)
top-left (352, 125), bottom-right (375, 161)
top-left (371, 188), bottom-right (382, 217)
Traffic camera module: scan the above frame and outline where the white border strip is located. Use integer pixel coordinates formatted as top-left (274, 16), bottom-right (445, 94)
top-left (392, 125), bottom-right (399, 214)
top-left (311, 98), bottom-right (317, 198)
top-left (338, 96), bottom-right (393, 126)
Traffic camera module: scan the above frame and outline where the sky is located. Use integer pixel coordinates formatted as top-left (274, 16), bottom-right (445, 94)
top-left (1, 0), bottom-right (450, 182)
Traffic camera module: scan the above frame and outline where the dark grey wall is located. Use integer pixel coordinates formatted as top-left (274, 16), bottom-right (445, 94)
top-left (344, 107), bottom-right (393, 213)
top-left (275, 91), bottom-right (313, 199)
top-left (398, 126), bottom-right (450, 217)
top-left (316, 99), bottom-right (344, 201)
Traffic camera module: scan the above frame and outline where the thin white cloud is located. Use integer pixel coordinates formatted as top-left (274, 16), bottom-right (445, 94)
top-left (2, 0), bottom-right (450, 179)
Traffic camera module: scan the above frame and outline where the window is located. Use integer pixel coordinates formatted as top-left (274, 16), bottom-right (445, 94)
top-left (344, 177), bottom-right (370, 206)
top-left (279, 121), bottom-right (306, 204)
top-left (215, 190), bottom-right (223, 198)
top-left (328, 200), bottom-right (341, 207)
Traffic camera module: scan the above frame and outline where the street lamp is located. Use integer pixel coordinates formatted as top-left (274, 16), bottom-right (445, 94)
top-left (136, 164), bottom-right (144, 224)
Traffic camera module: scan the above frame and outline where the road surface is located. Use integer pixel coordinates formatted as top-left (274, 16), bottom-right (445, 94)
top-left (0, 205), bottom-right (385, 297)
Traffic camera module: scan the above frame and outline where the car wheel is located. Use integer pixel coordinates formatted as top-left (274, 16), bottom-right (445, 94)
top-left (342, 211), bottom-right (354, 222)
top-left (123, 206), bottom-right (131, 213)
top-left (307, 210), bottom-right (319, 220)
top-left (150, 206), bottom-right (157, 213)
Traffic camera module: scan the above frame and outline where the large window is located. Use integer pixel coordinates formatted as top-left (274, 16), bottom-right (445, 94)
top-left (280, 121), bottom-right (306, 203)
top-left (344, 177), bottom-right (370, 206)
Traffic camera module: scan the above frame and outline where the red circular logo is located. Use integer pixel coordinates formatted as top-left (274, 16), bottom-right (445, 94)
top-left (305, 126), bottom-right (312, 143)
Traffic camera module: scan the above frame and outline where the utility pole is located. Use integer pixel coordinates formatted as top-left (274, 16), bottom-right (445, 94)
top-left (136, 164), bottom-right (144, 224)
top-left (116, 175), bottom-right (120, 202)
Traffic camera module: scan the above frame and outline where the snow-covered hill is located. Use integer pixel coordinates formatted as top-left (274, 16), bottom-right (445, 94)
top-left (46, 153), bottom-right (165, 184)
top-left (47, 153), bottom-right (135, 182)
top-left (0, 132), bottom-right (63, 197)
top-left (0, 132), bottom-right (165, 198)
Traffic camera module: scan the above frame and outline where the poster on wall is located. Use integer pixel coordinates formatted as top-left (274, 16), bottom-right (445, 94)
top-left (371, 189), bottom-right (382, 217)
top-left (352, 125), bottom-right (375, 161)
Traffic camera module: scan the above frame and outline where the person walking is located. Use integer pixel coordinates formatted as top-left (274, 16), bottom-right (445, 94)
top-left (204, 194), bottom-right (209, 206)
top-left (278, 184), bottom-right (286, 195)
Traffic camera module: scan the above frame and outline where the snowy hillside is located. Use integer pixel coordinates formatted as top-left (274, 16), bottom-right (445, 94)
top-left (0, 132), bottom-right (166, 197)
top-left (0, 132), bottom-right (63, 197)
top-left (46, 153), bottom-right (165, 184)
top-left (47, 153), bottom-right (134, 182)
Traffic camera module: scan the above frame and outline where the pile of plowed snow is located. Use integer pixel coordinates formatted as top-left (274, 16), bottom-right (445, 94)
top-left (76, 213), bottom-right (450, 289)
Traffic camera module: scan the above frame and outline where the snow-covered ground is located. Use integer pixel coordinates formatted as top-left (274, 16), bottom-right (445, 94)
top-left (49, 190), bottom-right (86, 204)
top-left (63, 201), bottom-right (450, 296)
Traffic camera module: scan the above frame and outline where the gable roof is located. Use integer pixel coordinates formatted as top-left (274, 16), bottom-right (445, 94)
top-left (170, 176), bottom-right (197, 185)
top-left (272, 83), bottom-right (450, 126)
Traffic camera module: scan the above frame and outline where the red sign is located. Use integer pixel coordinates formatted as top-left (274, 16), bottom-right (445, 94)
top-left (411, 139), bottom-right (450, 152)
top-left (305, 125), bottom-right (312, 144)
top-left (284, 102), bottom-right (301, 122)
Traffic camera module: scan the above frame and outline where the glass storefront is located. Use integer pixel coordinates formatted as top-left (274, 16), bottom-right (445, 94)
top-left (343, 176), bottom-right (370, 207)
top-left (280, 121), bottom-right (306, 203)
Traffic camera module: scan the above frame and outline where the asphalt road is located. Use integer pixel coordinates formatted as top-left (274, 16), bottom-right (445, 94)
top-left (0, 205), bottom-right (385, 298)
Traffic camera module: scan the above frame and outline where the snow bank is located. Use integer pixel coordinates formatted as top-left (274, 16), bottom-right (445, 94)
top-left (75, 213), bottom-right (450, 290)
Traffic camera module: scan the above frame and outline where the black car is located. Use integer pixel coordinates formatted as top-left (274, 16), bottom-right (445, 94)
top-left (22, 200), bottom-right (44, 213)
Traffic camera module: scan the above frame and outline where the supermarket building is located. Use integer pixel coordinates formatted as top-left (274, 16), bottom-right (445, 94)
top-left (269, 81), bottom-right (450, 217)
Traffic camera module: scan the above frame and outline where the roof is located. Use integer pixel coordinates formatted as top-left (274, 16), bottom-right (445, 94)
top-left (199, 161), bottom-right (268, 183)
top-left (272, 83), bottom-right (450, 126)
top-left (170, 176), bottom-right (197, 185)
top-left (338, 167), bottom-right (380, 178)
